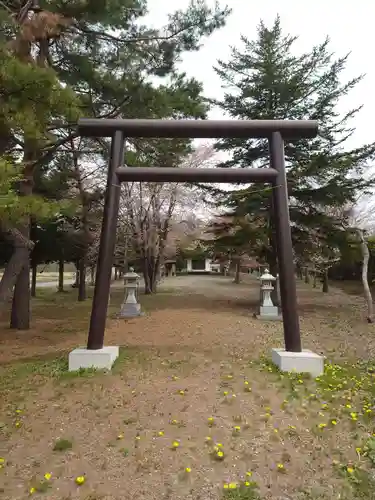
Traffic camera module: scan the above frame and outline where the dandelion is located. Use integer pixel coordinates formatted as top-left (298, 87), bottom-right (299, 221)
top-left (185, 467), bottom-right (191, 473)
top-left (244, 481), bottom-right (251, 486)
top-left (44, 473), bottom-right (52, 480)
top-left (15, 421), bottom-right (21, 428)
top-left (158, 431), bottom-right (164, 436)
top-left (223, 391), bottom-right (229, 396)
top-left (347, 467), bottom-right (354, 474)
top-left (277, 463), bottom-right (285, 472)
top-left (233, 425), bottom-right (241, 432)
top-left (216, 443), bottom-right (223, 448)
top-left (356, 447), bottom-right (362, 455)
top-left (346, 404), bottom-right (352, 409)
top-left (246, 471), bottom-right (252, 477)
top-left (207, 417), bottom-right (214, 425)
top-left (318, 423), bottom-right (327, 430)
top-left (75, 476), bottom-right (85, 485)
top-left (171, 419), bottom-right (178, 425)
top-left (350, 412), bottom-right (358, 421)
top-left (15, 409), bottom-right (22, 414)
top-left (331, 420), bottom-right (337, 426)
top-left (29, 487), bottom-right (36, 494)
top-left (228, 483), bottom-right (237, 489)
top-left (172, 440), bottom-right (180, 450)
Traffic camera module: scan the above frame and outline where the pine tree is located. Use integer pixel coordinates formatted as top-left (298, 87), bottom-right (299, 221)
top-left (211, 17), bottom-right (375, 274)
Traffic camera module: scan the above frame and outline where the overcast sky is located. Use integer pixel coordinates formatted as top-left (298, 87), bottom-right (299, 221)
top-left (145, 0), bottom-right (375, 149)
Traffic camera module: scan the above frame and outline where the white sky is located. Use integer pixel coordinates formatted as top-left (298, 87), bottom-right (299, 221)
top-left (145, 0), bottom-right (375, 149)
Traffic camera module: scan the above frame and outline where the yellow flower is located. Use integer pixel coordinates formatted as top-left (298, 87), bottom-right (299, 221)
top-left (216, 443), bottom-right (223, 448)
top-left (277, 463), bottom-right (285, 471)
top-left (288, 425), bottom-right (296, 430)
top-left (135, 436), bottom-right (141, 441)
top-left (179, 390), bottom-right (185, 396)
top-left (347, 467), bottom-right (354, 474)
top-left (318, 423), bottom-right (327, 429)
top-left (217, 451), bottom-right (224, 458)
top-left (207, 417), bottom-right (214, 424)
top-left (44, 473), bottom-right (52, 480)
top-left (223, 484), bottom-right (229, 489)
top-left (205, 436), bottom-right (212, 443)
top-left (171, 419), bottom-right (178, 425)
top-left (172, 440), bottom-right (180, 449)
top-left (75, 475), bottom-right (85, 485)
top-left (246, 471), bottom-right (252, 477)
top-left (356, 447), bottom-right (362, 454)
top-left (29, 487), bottom-right (36, 494)
top-left (346, 404), bottom-right (352, 409)
top-left (298, 379), bottom-right (303, 384)
top-left (223, 391), bottom-right (229, 396)
top-left (331, 420), bottom-right (337, 426)
top-left (158, 431), bottom-right (164, 436)
top-left (15, 409), bottom-right (22, 414)
top-left (0, 458), bottom-right (4, 464)
top-left (228, 482), bottom-right (237, 489)
top-left (350, 412), bottom-right (358, 421)
top-left (15, 421), bottom-right (21, 428)
top-left (233, 425), bottom-right (241, 432)
top-left (244, 381), bottom-right (249, 386)
top-left (185, 467), bottom-right (191, 473)
top-left (244, 481), bottom-right (251, 486)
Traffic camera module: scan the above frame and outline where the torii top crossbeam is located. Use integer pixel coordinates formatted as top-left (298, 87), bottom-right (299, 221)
top-left (78, 118), bottom-right (318, 139)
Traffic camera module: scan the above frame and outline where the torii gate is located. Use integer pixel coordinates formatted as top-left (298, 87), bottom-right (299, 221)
top-left (70, 118), bottom-right (323, 376)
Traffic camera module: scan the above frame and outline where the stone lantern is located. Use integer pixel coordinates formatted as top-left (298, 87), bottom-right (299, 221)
top-left (118, 267), bottom-right (142, 318)
top-left (258, 268), bottom-right (280, 320)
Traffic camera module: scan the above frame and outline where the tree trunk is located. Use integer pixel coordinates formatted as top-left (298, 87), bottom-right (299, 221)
top-left (31, 261), bottom-right (37, 297)
top-left (10, 260), bottom-right (30, 329)
top-left (357, 229), bottom-right (374, 323)
top-left (78, 258), bottom-right (86, 301)
top-left (58, 258), bottom-right (64, 292)
top-left (234, 258), bottom-right (241, 284)
top-left (313, 271), bottom-right (317, 288)
top-left (304, 267), bottom-right (310, 284)
top-left (322, 270), bottom-right (329, 293)
top-left (90, 266), bottom-right (95, 286)
top-left (296, 262), bottom-right (303, 279)
top-left (143, 256), bottom-right (158, 294)
top-left (0, 243), bottom-right (31, 310)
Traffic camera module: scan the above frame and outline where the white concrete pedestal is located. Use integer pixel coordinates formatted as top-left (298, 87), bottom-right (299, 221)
top-left (271, 348), bottom-right (324, 377)
top-left (258, 305), bottom-right (282, 321)
top-left (68, 346), bottom-right (119, 371)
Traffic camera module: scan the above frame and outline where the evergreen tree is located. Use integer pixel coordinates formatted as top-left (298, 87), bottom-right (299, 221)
top-left (211, 17), bottom-right (375, 273)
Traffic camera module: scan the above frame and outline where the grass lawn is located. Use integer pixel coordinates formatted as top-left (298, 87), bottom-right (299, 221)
top-left (0, 275), bottom-right (375, 500)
